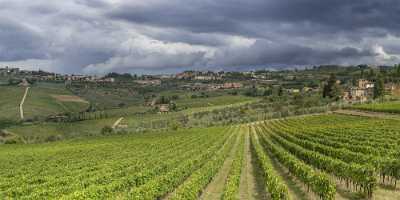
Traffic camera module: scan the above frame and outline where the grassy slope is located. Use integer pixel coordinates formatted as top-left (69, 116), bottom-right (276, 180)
top-left (0, 86), bottom-right (25, 120)
top-left (351, 101), bottom-right (400, 114)
top-left (7, 94), bottom-right (258, 142)
top-left (24, 83), bottom-right (89, 119)
top-left (73, 86), bottom-right (143, 109)
top-left (0, 83), bottom-right (89, 121)
top-left (7, 118), bottom-right (117, 142)
top-left (175, 95), bottom-right (254, 108)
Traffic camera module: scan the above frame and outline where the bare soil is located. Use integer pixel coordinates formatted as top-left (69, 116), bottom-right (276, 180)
top-left (333, 109), bottom-right (400, 119)
top-left (51, 95), bottom-right (89, 103)
top-left (199, 126), bottom-right (242, 200)
top-left (238, 128), bottom-right (268, 200)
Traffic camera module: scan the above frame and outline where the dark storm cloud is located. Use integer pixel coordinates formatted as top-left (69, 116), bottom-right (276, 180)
top-left (1, 0), bottom-right (400, 74)
top-left (211, 40), bottom-right (376, 68)
top-left (267, 0), bottom-right (400, 33)
top-left (53, 45), bottom-right (116, 74)
top-left (108, 0), bottom-right (400, 37)
top-left (108, 1), bottom-right (235, 34)
top-left (0, 19), bottom-right (48, 61)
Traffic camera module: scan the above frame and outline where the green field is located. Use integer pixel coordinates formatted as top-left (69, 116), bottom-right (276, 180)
top-left (0, 83), bottom-right (89, 121)
top-left (68, 83), bottom-right (146, 109)
top-left (351, 101), bottom-right (400, 114)
top-left (5, 94), bottom-right (258, 143)
top-left (0, 86), bottom-right (25, 120)
top-left (175, 95), bottom-right (255, 109)
top-left (24, 83), bottom-right (89, 119)
top-left (5, 108), bottom-right (212, 143)
top-left (5, 97), bottom-right (330, 144)
top-left (7, 118), bottom-right (117, 143)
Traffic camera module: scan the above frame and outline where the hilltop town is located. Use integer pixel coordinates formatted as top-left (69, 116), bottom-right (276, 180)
top-left (2, 65), bottom-right (400, 104)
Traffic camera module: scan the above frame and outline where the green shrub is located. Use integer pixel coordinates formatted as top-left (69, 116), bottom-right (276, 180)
top-left (45, 135), bottom-right (63, 142)
top-left (101, 126), bottom-right (114, 135)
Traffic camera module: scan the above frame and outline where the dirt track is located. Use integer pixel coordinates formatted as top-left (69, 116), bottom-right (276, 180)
top-left (333, 109), bottom-right (400, 119)
top-left (51, 95), bottom-right (89, 103)
top-left (112, 117), bottom-right (124, 129)
top-left (19, 87), bottom-right (29, 120)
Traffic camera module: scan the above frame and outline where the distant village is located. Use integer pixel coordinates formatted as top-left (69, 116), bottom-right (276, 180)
top-left (0, 67), bottom-right (246, 91)
top-left (2, 65), bottom-right (400, 104)
top-left (0, 66), bottom-right (116, 83)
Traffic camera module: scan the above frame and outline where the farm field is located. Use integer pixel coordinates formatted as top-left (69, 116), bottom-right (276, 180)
top-left (179, 98), bottom-right (259, 115)
top-left (0, 83), bottom-right (89, 121)
top-left (175, 94), bottom-right (255, 109)
top-left (71, 87), bottom-right (143, 110)
top-left (23, 83), bottom-right (89, 120)
top-left (351, 101), bottom-right (400, 114)
top-left (6, 117), bottom-right (117, 143)
top-left (1, 113), bottom-right (400, 199)
top-left (6, 96), bottom-right (258, 143)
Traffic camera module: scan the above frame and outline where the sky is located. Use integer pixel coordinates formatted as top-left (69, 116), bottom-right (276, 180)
top-left (1, 0), bottom-right (400, 74)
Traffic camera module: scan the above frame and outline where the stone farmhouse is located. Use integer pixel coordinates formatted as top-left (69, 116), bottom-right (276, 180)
top-left (343, 79), bottom-right (374, 102)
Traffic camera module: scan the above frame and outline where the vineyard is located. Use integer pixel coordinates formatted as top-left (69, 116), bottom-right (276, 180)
top-left (0, 126), bottom-right (245, 199)
top-left (1, 114), bottom-right (400, 199)
top-left (351, 101), bottom-right (400, 114)
top-left (250, 114), bottom-right (400, 199)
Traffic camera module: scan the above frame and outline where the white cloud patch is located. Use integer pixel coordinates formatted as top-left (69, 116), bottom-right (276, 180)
top-left (83, 35), bottom-right (209, 74)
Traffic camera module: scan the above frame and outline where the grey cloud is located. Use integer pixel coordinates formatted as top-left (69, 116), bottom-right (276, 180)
top-left (211, 40), bottom-right (376, 68)
top-left (107, 1), bottom-right (243, 35)
top-left (75, 0), bottom-right (110, 8)
top-left (141, 28), bottom-right (231, 47)
top-left (83, 51), bottom-right (207, 74)
top-left (27, 4), bottom-right (59, 15)
top-left (108, 0), bottom-right (400, 37)
top-left (1, 0), bottom-right (400, 74)
top-left (0, 19), bottom-right (48, 61)
top-left (52, 46), bottom-right (115, 74)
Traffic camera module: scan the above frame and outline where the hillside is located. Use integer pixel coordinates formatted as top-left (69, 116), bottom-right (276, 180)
top-left (350, 101), bottom-right (400, 114)
top-left (0, 83), bottom-right (89, 121)
top-left (4, 96), bottom-right (258, 143)
top-left (0, 86), bottom-right (25, 121)
top-left (4, 93), bottom-right (332, 144)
